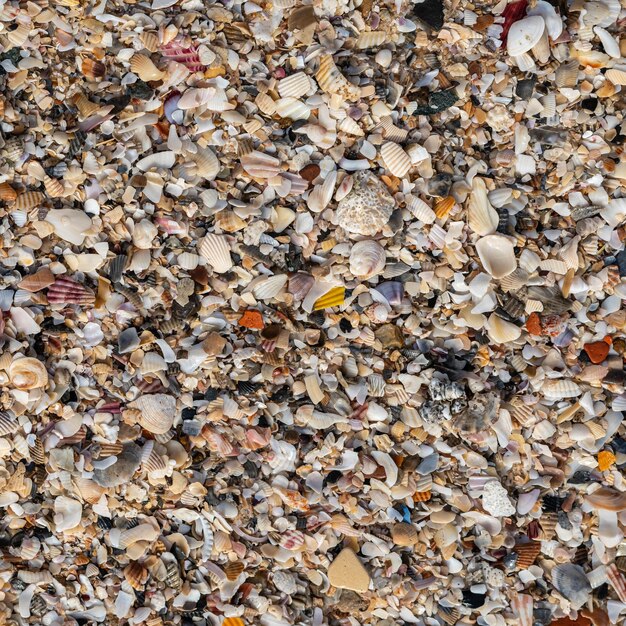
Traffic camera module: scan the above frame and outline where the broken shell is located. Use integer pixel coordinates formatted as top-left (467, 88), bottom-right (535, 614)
top-left (468, 177), bottom-right (498, 236)
top-left (380, 142), bottom-right (412, 178)
top-left (9, 357), bottom-right (49, 390)
top-left (585, 488), bottom-right (626, 511)
top-left (487, 314), bottom-right (522, 344)
top-left (552, 564), bottom-right (591, 608)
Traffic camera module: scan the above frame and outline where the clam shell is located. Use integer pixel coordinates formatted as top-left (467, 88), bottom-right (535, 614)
top-left (18, 268), bottom-right (55, 292)
top-left (44, 175), bottom-right (65, 198)
top-left (380, 142), bottom-right (411, 178)
top-left (487, 314), bottom-right (522, 344)
top-left (139, 31), bottom-right (160, 52)
top-left (373, 281), bottom-right (404, 306)
top-left (594, 27), bottom-right (620, 58)
top-left (178, 252), bottom-right (200, 270)
top-left (606, 69), bottom-right (626, 86)
top-left (130, 54), bottom-right (165, 81)
top-left (391, 522), bottom-right (418, 546)
top-left (316, 54), bottom-right (361, 101)
top-left (48, 277), bottom-right (95, 305)
top-left (240, 151), bottom-right (281, 178)
top-left (507, 16), bottom-right (545, 56)
top-left (307, 170), bottom-right (337, 213)
top-left (585, 487), bottom-right (626, 511)
top-left (278, 72), bottom-right (312, 99)
top-left (45, 209), bottom-right (93, 246)
top-left (223, 561), bottom-right (245, 580)
top-left (124, 562), bottom-right (148, 589)
top-left (0, 182), bottom-right (17, 202)
top-left (288, 273), bottom-right (315, 300)
top-left (192, 149), bottom-right (220, 180)
top-left (199, 234), bottom-right (233, 273)
top-left (274, 97), bottom-right (311, 120)
top-left (349, 240), bottom-right (386, 279)
top-left (552, 563), bottom-right (591, 608)
top-left (313, 286), bottom-right (345, 310)
top-left (131, 394), bottom-right (177, 434)
top-left (555, 59), bottom-right (579, 87)
top-left (255, 92), bottom-right (276, 116)
top-left (252, 274), bottom-right (288, 300)
top-left (468, 177), bottom-right (498, 235)
top-left (475, 234), bottom-right (517, 278)
top-left (274, 570), bottom-right (297, 594)
top-left (406, 196), bottom-right (436, 223)
top-left (9, 357), bottom-right (49, 390)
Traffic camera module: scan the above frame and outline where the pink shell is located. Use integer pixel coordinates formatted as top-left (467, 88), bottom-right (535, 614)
top-left (280, 529), bottom-right (305, 550)
top-left (47, 277), bottom-right (95, 305)
top-left (161, 40), bottom-right (204, 72)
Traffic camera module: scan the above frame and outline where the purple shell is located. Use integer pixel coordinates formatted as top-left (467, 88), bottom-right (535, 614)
top-left (373, 281), bottom-right (404, 306)
top-left (164, 92), bottom-right (182, 124)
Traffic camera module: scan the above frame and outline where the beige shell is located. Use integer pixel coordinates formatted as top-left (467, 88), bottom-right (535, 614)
top-left (487, 314), bottom-right (522, 344)
top-left (44, 175), bottom-right (65, 198)
top-left (278, 72), bottom-right (312, 99)
top-left (191, 148), bottom-right (220, 180)
top-left (141, 352), bottom-right (167, 375)
top-left (356, 31), bottom-right (388, 48)
top-left (475, 234), bottom-right (517, 278)
top-left (240, 151), bottom-right (281, 178)
top-left (178, 252), bottom-right (200, 270)
top-left (255, 92), bottom-right (276, 116)
top-left (139, 31), bottom-right (160, 52)
top-left (251, 274), bottom-right (288, 300)
top-left (349, 240), bottom-right (386, 279)
top-left (14, 191), bottom-right (44, 211)
top-left (45, 209), bottom-right (93, 246)
top-left (606, 69), bottom-right (626, 86)
top-left (274, 97), bottom-right (311, 120)
top-left (316, 54), bottom-right (361, 101)
top-left (467, 177), bottom-right (498, 236)
top-left (541, 378), bottom-right (581, 399)
top-left (9, 357), bottom-right (49, 390)
top-left (555, 59), bottom-right (579, 87)
top-left (380, 142), bottom-right (411, 178)
top-left (131, 394), bottom-right (177, 434)
top-left (130, 54), bottom-right (165, 81)
top-left (198, 234), bottom-right (233, 273)
top-left (391, 522), bottom-right (418, 546)
top-left (539, 258), bottom-right (568, 274)
top-left (406, 195), bottom-right (436, 223)
top-left (507, 16), bottom-right (545, 56)
top-left (338, 116), bottom-right (364, 136)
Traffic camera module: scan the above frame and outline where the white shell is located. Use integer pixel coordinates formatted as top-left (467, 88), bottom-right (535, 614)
top-left (192, 148), bottom-right (220, 180)
top-left (177, 88), bottom-right (233, 111)
top-left (338, 116), bottom-right (364, 136)
top-left (141, 352), bottom-right (167, 375)
top-left (349, 240), bottom-right (386, 279)
top-left (131, 394), bottom-right (177, 434)
top-left (527, 0), bottom-right (563, 39)
top-left (178, 252), bottom-right (200, 270)
top-left (252, 274), bottom-right (288, 300)
top-left (199, 234), bottom-right (233, 273)
top-left (487, 314), bottom-right (522, 344)
top-left (406, 195), bottom-right (436, 223)
top-left (136, 151), bottom-right (176, 171)
top-left (274, 97), bottom-right (311, 121)
top-left (278, 72), bottom-right (312, 99)
top-left (380, 142), bottom-right (411, 178)
top-left (606, 69), bottom-right (626, 86)
top-left (10, 210), bottom-right (28, 227)
top-left (467, 177), bottom-right (498, 236)
top-left (307, 170), bottom-right (337, 213)
top-left (255, 92), bottom-right (276, 116)
top-left (594, 27), bottom-right (621, 58)
top-left (45, 209), bottom-right (93, 246)
top-left (54, 496), bottom-right (82, 532)
top-left (475, 234), bottom-right (517, 278)
top-left (507, 16), bottom-right (545, 57)
top-left (240, 151), bottom-right (281, 178)
top-left (542, 379), bottom-right (582, 399)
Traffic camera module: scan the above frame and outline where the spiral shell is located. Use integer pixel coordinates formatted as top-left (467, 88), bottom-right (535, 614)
top-left (9, 357), bottom-right (49, 390)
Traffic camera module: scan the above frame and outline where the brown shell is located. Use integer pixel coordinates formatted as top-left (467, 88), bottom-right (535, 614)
top-left (124, 562), bottom-right (149, 589)
top-left (14, 191), bottom-right (45, 211)
top-left (585, 487), bottom-right (626, 511)
top-left (0, 182), bottom-right (17, 202)
top-left (515, 541), bottom-right (541, 568)
top-left (82, 57), bottom-right (106, 80)
top-left (223, 561), bottom-right (245, 580)
top-left (18, 267), bottom-right (55, 292)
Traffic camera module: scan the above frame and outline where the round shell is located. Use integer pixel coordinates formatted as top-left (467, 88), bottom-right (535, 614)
top-left (552, 564), bottom-right (591, 608)
top-left (199, 234), bottom-right (233, 273)
top-left (9, 357), bottom-right (49, 390)
top-left (132, 394), bottom-right (177, 434)
top-left (475, 234), bottom-right (517, 278)
top-left (349, 240), bottom-right (386, 279)
top-left (507, 16), bottom-right (546, 57)
top-left (391, 522), bottom-right (418, 546)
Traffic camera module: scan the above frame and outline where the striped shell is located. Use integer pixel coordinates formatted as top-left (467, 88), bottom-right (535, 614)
top-left (316, 54), bottom-right (361, 101)
top-left (131, 394), bottom-right (176, 434)
top-left (380, 142), bottom-right (411, 178)
top-left (313, 286), bottom-right (345, 310)
top-left (130, 54), bottom-right (165, 81)
top-left (9, 357), bottom-right (49, 390)
top-left (349, 240), bottom-right (386, 279)
top-left (356, 31), bottom-right (387, 48)
top-left (278, 72), bottom-right (313, 99)
top-left (199, 234), bottom-right (233, 273)
top-left (14, 191), bottom-right (44, 211)
top-left (48, 277), bottom-right (95, 305)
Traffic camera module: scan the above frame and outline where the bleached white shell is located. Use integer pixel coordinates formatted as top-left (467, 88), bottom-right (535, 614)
top-left (131, 394), bottom-right (177, 434)
top-left (406, 195), bottom-right (436, 223)
top-left (178, 252), bottom-right (200, 270)
top-left (542, 379), bottom-right (581, 399)
top-left (278, 73), bottom-right (313, 99)
top-left (192, 149), bottom-right (220, 180)
top-left (487, 314), bottom-right (522, 344)
top-left (349, 240), bottom-right (386, 279)
top-left (274, 97), bottom-right (311, 120)
top-left (199, 234), bottom-right (233, 273)
top-left (45, 209), bottom-right (93, 246)
top-left (177, 88), bottom-right (233, 111)
top-left (380, 142), bottom-right (411, 178)
top-left (307, 170), bottom-right (337, 213)
top-left (252, 274), bottom-right (288, 300)
top-left (240, 151), bottom-right (281, 178)
top-left (54, 496), bottom-right (82, 532)
top-left (475, 234), bottom-right (517, 278)
top-left (527, 0), bottom-right (563, 38)
top-left (468, 177), bottom-right (498, 235)
top-left (507, 16), bottom-right (545, 57)
top-left (11, 210), bottom-right (28, 227)
top-left (136, 151), bottom-right (176, 171)
top-left (594, 27), bottom-right (621, 58)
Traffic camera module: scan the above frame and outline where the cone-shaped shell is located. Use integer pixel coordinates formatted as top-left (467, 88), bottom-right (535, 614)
top-left (349, 240), bottom-right (386, 279)
top-left (130, 54), bottom-right (165, 81)
top-left (199, 234), bottom-right (233, 273)
top-left (9, 357), bottom-right (49, 390)
top-left (132, 394), bottom-right (177, 434)
top-left (380, 142), bottom-right (412, 178)
top-left (507, 16), bottom-right (545, 56)
top-left (468, 178), bottom-right (498, 235)
top-left (475, 234), bottom-right (517, 278)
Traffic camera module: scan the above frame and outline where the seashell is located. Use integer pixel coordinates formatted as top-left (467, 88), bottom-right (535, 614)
top-left (191, 149), bottom-right (220, 180)
top-left (131, 394), bottom-right (177, 434)
top-left (607, 563), bottom-right (626, 603)
top-left (278, 72), bottom-right (312, 99)
top-left (255, 92), bottom-right (276, 116)
top-left (594, 27), bottom-right (620, 58)
top-left (391, 522), bottom-right (418, 546)
top-left (130, 53), bottom-right (165, 81)
top-left (274, 570), bottom-right (297, 595)
top-left (18, 268), bottom-right (55, 292)
top-left (288, 273), bottom-right (315, 300)
top-left (511, 594), bottom-right (533, 626)
top-left (7, 23), bottom-right (30, 47)
top-left (555, 59), bottom-right (579, 88)
top-left (10, 210), bottom-right (28, 227)
top-left (9, 357), bottom-right (49, 390)
top-left (380, 142), bottom-right (412, 178)
top-left (467, 178), bottom-right (498, 235)
top-left (124, 562), bottom-right (149, 590)
top-left (515, 541), bottom-right (542, 568)
top-left (199, 234), bottom-right (233, 273)
top-left (161, 40), bottom-right (204, 72)
top-left (356, 31), bottom-right (387, 48)
top-left (43, 175), bottom-right (65, 198)
top-left (373, 281), bottom-right (404, 307)
top-left (531, 28), bottom-right (551, 64)
top-left (606, 69), bottom-right (626, 86)
top-left (54, 496), bottom-right (83, 532)
top-left (541, 379), bottom-right (581, 399)
top-left (20, 537), bottom-right (41, 561)
top-left (585, 487), bottom-right (626, 511)
top-left (338, 116), bottom-right (364, 136)
top-left (313, 286), bottom-right (345, 311)
top-left (223, 561), bottom-right (245, 580)
top-left (82, 57), bottom-right (106, 80)
top-left (274, 97), bottom-right (311, 121)
top-left (48, 277), bottom-right (95, 305)
top-left (0, 182), bottom-right (17, 202)
top-left (252, 274), bottom-right (288, 300)
top-left (583, 0), bottom-right (621, 27)
top-left (507, 16), bottom-right (545, 56)
top-left (476, 234), bottom-right (517, 278)
top-left (307, 170), bottom-right (337, 213)
top-left (14, 191), bottom-right (44, 211)
top-left (45, 209), bottom-right (93, 246)
top-left (487, 314), bottom-right (522, 344)
top-left (141, 352), bottom-right (167, 375)
top-left (177, 87), bottom-right (233, 111)
top-left (280, 529), bottom-right (305, 550)
top-left (0, 412), bottom-right (20, 436)
top-left (316, 54), bottom-right (361, 101)
top-left (552, 564), bottom-right (591, 608)
top-left (240, 151), bottom-right (281, 179)
top-left (92, 444), bottom-right (142, 487)
top-left (139, 31), bottom-right (160, 52)
top-left (406, 195), bottom-right (436, 224)
top-left (349, 240), bottom-right (386, 279)
top-left (454, 392), bottom-right (500, 433)
top-left (178, 252), bottom-right (200, 270)
top-left (335, 171), bottom-right (395, 237)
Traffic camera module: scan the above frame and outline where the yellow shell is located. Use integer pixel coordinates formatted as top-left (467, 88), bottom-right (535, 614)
top-left (223, 561), bottom-right (245, 580)
top-left (435, 196), bottom-right (456, 220)
top-left (223, 619), bottom-right (245, 626)
top-left (313, 286), bottom-right (345, 310)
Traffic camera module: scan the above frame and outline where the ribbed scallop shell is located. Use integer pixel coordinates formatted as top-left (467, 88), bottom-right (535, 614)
top-left (139, 31), bottom-right (160, 52)
top-left (510, 594), bottom-right (533, 626)
top-left (278, 72), bottom-right (312, 99)
top-left (124, 562), bottom-right (149, 589)
top-left (349, 240), bottom-right (386, 279)
top-left (406, 195), bottom-right (436, 223)
top-left (192, 148), bottom-right (220, 180)
top-left (555, 59), bottom-right (579, 87)
top-left (380, 142), bottom-right (411, 178)
top-left (132, 394), bottom-right (176, 434)
top-left (44, 175), bottom-right (65, 198)
top-left (199, 234), bottom-right (233, 273)
top-left (255, 92), bottom-right (276, 116)
top-left (468, 178), bottom-right (498, 235)
top-left (77, 478), bottom-right (106, 504)
top-left (14, 191), bottom-right (44, 211)
top-left (240, 151), bottom-right (281, 178)
top-left (316, 54), bottom-right (361, 101)
top-left (515, 541), bottom-right (542, 568)
top-left (606, 69), bottom-right (626, 85)
top-left (223, 561), bottom-right (245, 580)
top-left (356, 31), bottom-right (387, 48)
top-left (552, 563), bottom-right (591, 608)
top-left (0, 412), bottom-right (20, 436)
top-left (141, 352), bottom-right (167, 375)
top-left (313, 286), bottom-right (345, 311)
top-left (252, 274), bottom-right (288, 300)
top-left (178, 252), bottom-right (200, 270)
top-left (288, 273), bottom-right (315, 300)
top-left (539, 258), bottom-right (567, 274)
top-left (130, 54), bottom-right (165, 81)
top-left (9, 357), bottom-right (49, 390)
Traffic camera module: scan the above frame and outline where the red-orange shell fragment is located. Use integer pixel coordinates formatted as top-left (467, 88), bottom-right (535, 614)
top-left (584, 339), bottom-right (610, 364)
top-left (526, 312), bottom-right (542, 335)
top-left (238, 310), bottom-right (264, 329)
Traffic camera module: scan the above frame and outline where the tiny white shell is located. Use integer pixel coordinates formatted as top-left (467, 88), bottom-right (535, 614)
top-left (349, 240), bottom-right (386, 279)
top-left (199, 234), bottom-right (233, 273)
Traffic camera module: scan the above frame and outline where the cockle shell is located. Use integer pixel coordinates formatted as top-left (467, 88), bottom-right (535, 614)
top-left (131, 394), bottom-right (177, 434)
top-left (552, 564), bottom-right (591, 608)
top-left (124, 562), bottom-right (149, 589)
top-left (507, 16), bottom-right (545, 56)
top-left (199, 234), bottom-right (233, 273)
top-left (349, 241), bottom-right (386, 279)
top-left (130, 54), bottom-right (165, 81)
top-left (45, 209), bottom-right (93, 246)
top-left (14, 191), bottom-right (44, 211)
top-left (278, 72), bottom-right (313, 99)
top-left (468, 178), bottom-right (498, 235)
top-left (48, 277), bottom-right (95, 305)
top-left (9, 357), bottom-right (49, 390)
top-left (380, 142), bottom-right (412, 178)
top-left (475, 234), bottom-right (517, 278)
top-left (191, 149), bottom-right (220, 180)
top-left (606, 69), bottom-right (626, 86)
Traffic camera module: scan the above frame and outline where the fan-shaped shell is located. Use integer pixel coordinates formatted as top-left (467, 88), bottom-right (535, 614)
top-left (9, 357), bottom-right (49, 390)
top-left (468, 177), bottom-right (498, 235)
top-left (585, 487), bottom-right (626, 511)
top-left (507, 16), bottom-right (545, 56)
top-left (288, 273), bottom-right (315, 300)
top-left (552, 563), bottom-right (591, 608)
top-left (476, 234), bottom-right (517, 278)
top-left (199, 234), bottom-right (233, 273)
top-left (274, 570), bottom-right (297, 594)
top-left (125, 562), bottom-right (149, 589)
top-left (255, 92), bottom-right (276, 116)
top-left (130, 54), bottom-right (165, 81)
top-left (139, 31), bottom-right (160, 52)
top-left (141, 352), bottom-right (167, 375)
top-left (192, 149), bottom-right (220, 180)
top-left (252, 274), bottom-right (288, 300)
top-left (0, 182), bottom-right (17, 202)
top-left (278, 72), bottom-right (312, 99)
top-left (14, 191), bottom-right (44, 211)
top-left (606, 69), bottom-right (626, 86)
top-left (380, 142), bottom-right (411, 178)
top-left (391, 522), bottom-right (418, 546)
top-left (132, 394), bottom-right (177, 434)
top-left (349, 240), bottom-right (386, 279)
top-left (487, 314), bottom-right (522, 344)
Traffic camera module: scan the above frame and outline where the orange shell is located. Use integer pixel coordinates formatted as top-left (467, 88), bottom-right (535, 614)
top-left (238, 310), bottom-right (264, 329)
top-left (584, 340), bottom-right (610, 364)
top-left (526, 312), bottom-right (542, 335)
top-left (598, 450), bottom-right (616, 472)
top-left (413, 490), bottom-right (431, 502)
